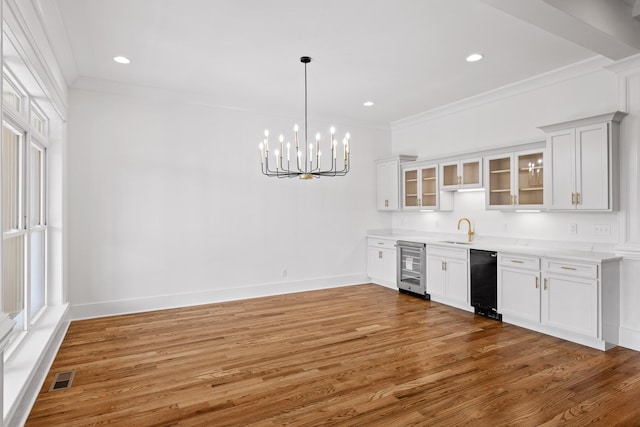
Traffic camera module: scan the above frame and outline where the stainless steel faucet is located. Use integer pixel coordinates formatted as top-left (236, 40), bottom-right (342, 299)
top-left (457, 217), bottom-right (475, 242)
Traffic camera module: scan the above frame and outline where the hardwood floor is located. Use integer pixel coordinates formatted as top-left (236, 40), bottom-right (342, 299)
top-left (26, 284), bottom-right (640, 426)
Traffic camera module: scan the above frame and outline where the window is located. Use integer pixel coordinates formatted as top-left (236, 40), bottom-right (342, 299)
top-left (29, 142), bottom-right (46, 320)
top-left (2, 101), bottom-right (48, 345)
top-left (2, 74), bottom-right (24, 113)
top-left (2, 125), bottom-right (26, 336)
top-left (30, 103), bottom-right (47, 136)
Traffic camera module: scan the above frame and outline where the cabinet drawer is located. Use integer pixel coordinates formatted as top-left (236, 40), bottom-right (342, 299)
top-left (543, 259), bottom-right (598, 279)
top-left (367, 238), bottom-right (396, 249)
top-left (427, 245), bottom-right (468, 260)
top-left (499, 253), bottom-right (540, 271)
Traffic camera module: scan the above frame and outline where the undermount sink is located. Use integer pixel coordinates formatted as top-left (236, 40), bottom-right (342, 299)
top-left (439, 240), bottom-right (471, 245)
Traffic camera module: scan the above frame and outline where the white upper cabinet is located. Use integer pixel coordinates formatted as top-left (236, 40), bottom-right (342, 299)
top-left (485, 149), bottom-right (545, 210)
top-left (440, 158), bottom-right (482, 191)
top-left (402, 162), bottom-right (453, 211)
top-left (376, 155), bottom-right (416, 211)
top-left (539, 112), bottom-right (626, 211)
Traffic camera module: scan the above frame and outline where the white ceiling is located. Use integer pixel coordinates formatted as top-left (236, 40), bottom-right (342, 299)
top-left (46, 0), bottom-right (640, 126)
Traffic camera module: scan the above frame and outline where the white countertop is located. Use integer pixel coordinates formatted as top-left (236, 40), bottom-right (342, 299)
top-left (367, 229), bottom-right (621, 263)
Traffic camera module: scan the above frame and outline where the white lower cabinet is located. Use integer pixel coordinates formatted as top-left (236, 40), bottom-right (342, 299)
top-left (499, 252), bottom-right (620, 350)
top-left (367, 238), bottom-right (396, 287)
top-left (427, 246), bottom-right (470, 311)
top-left (541, 259), bottom-right (598, 339)
top-left (498, 254), bottom-right (541, 324)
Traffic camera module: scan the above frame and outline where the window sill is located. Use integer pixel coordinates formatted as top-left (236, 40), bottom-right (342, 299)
top-left (3, 304), bottom-right (69, 425)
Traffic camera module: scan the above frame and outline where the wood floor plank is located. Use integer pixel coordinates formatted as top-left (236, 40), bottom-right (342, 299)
top-left (25, 284), bottom-right (640, 426)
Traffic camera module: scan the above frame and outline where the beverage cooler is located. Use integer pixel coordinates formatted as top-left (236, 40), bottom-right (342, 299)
top-left (396, 240), bottom-right (428, 299)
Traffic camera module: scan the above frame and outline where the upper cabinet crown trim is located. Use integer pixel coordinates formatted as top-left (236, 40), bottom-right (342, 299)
top-left (375, 155), bottom-right (417, 164)
top-left (538, 111), bottom-right (628, 133)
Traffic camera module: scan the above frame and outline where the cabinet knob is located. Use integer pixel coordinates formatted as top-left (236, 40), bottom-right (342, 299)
top-left (571, 193), bottom-right (576, 205)
top-left (576, 193), bottom-right (580, 205)
top-left (544, 278), bottom-right (548, 290)
top-left (535, 277), bottom-right (539, 288)
top-left (378, 251), bottom-right (382, 259)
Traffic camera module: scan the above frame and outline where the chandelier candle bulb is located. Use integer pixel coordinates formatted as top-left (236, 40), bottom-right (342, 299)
top-left (286, 142), bottom-right (291, 162)
top-left (294, 124), bottom-right (299, 148)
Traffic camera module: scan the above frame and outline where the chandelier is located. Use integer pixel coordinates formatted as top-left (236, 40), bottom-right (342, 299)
top-left (259, 56), bottom-right (351, 179)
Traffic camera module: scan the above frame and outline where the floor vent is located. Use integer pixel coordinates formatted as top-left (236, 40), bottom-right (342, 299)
top-left (49, 370), bottom-right (75, 392)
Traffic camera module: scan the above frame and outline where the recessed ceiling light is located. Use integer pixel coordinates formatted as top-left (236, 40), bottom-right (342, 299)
top-left (466, 53), bottom-right (484, 63)
top-left (363, 101), bottom-right (374, 107)
top-left (113, 56), bottom-right (131, 64)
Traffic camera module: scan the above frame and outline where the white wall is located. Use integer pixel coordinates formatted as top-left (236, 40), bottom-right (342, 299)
top-left (67, 87), bottom-right (391, 316)
top-left (390, 66), bottom-right (621, 247)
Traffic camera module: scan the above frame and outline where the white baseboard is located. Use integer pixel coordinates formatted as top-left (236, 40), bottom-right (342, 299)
top-left (619, 326), bottom-right (640, 351)
top-left (369, 278), bottom-right (397, 290)
top-left (4, 305), bottom-right (70, 427)
top-left (70, 274), bottom-right (369, 320)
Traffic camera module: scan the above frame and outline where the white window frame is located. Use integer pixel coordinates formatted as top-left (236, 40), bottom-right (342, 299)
top-left (1, 71), bottom-right (49, 350)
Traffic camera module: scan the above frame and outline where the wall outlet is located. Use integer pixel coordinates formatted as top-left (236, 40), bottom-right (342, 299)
top-left (568, 223), bottom-right (577, 234)
top-left (592, 224), bottom-right (611, 235)
top-left (281, 268), bottom-right (287, 278)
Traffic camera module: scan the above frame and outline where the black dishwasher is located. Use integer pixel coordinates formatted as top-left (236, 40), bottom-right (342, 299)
top-left (470, 249), bottom-right (501, 321)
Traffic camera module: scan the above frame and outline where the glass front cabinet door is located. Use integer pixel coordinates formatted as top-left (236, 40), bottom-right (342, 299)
top-left (486, 149), bottom-right (545, 210)
top-left (440, 158), bottom-right (482, 191)
top-left (402, 163), bottom-right (453, 211)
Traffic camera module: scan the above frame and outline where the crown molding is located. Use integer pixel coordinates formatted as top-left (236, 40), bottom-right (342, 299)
top-left (606, 52), bottom-right (640, 75)
top-left (538, 111), bottom-right (628, 133)
top-left (31, 0), bottom-right (79, 86)
top-left (3, 0), bottom-right (68, 118)
top-left (391, 55), bottom-right (613, 131)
